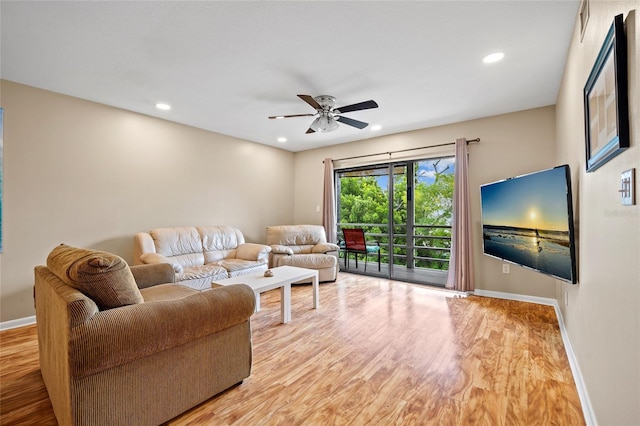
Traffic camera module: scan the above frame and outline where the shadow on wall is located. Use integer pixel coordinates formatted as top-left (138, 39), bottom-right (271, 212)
top-left (92, 237), bottom-right (135, 265)
top-left (1, 238), bottom-right (135, 324)
top-left (3, 289), bottom-right (34, 320)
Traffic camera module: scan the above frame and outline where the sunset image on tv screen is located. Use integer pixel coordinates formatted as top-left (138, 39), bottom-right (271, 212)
top-left (480, 166), bottom-right (575, 282)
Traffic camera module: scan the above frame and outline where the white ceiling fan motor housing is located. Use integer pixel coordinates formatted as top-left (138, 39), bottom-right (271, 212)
top-left (314, 95), bottom-right (337, 111)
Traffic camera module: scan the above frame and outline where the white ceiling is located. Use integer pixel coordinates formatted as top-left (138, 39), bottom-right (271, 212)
top-left (1, 1), bottom-right (579, 152)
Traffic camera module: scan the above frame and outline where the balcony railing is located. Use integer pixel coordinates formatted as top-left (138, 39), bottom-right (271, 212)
top-left (337, 223), bottom-right (452, 271)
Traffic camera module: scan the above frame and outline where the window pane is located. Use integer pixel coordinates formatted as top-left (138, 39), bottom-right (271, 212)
top-left (413, 157), bottom-right (455, 270)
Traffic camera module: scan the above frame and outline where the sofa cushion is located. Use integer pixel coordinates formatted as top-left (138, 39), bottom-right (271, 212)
top-left (199, 226), bottom-right (243, 263)
top-left (217, 258), bottom-right (267, 276)
top-left (150, 227), bottom-right (205, 267)
top-left (265, 225), bottom-right (328, 246)
top-left (177, 264), bottom-right (229, 282)
top-left (140, 283), bottom-right (199, 302)
top-left (47, 244), bottom-right (143, 310)
top-left (277, 253), bottom-right (337, 269)
top-left (203, 249), bottom-right (237, 264)
top-left (198, 225), bottom-right (244, 250)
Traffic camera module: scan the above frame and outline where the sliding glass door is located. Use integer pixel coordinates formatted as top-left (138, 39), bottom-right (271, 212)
top-left (336, 156), bottom-right (454, 286)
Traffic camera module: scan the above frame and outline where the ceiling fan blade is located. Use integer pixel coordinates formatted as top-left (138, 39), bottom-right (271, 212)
top-left (305, 127), bottom-right (316, 134)
top-left (297, 94), bottom-right (322, 110)
top-left (268, 113), bottom-right (316, 119)
top-left (337, 116), bottom-right (369, 129)
top-left (334, 100), bottom-right (378, 114)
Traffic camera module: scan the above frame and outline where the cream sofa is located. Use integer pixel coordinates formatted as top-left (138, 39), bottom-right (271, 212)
top-left (265, 225), bottom-right (339, 282)
top-left (35, 244), bottom-right (255, 426)
top-left (134, 225), bottom-right (271, 290)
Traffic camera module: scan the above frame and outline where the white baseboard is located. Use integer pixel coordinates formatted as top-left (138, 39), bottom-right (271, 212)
top-left (473, 289), bottom-right (596, 426)
top-left (0, 315), bottom-right (36, 331)
top-left (473, 288), bottom-right (557, 306)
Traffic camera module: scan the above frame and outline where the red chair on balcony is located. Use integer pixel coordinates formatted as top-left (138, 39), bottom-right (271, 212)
top-left (342, 228), bottom-right (381, 272)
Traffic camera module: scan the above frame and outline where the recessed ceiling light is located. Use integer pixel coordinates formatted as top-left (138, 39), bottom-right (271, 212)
top-left (155, 103), bottom-right (171, 110)
top-left (371, 125), bottom-right (382, 131)
top-left (277, 137), bottom-right (287, 143)
top-left (483, 52), bottom-right (505, 64)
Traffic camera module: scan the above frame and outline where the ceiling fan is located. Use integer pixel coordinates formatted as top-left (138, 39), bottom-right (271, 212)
top-left (269, 94), bottom-right (379, 134)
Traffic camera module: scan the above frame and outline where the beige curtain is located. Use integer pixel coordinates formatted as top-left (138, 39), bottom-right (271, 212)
top-left (322, 158), bottom-right (337, 243)
top-left (446, 138), bottom-right (474, 292)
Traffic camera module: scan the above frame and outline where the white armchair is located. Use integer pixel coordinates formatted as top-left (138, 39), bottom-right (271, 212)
top-left (265, 225), bottom-right (339, 282)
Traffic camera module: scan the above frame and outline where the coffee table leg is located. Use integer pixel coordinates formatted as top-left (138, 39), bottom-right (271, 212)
top-left (312, 272), bottom-right (319, 309)
top-left (254, 292), bottom-right (261, 312)
top-left (281, 283), bottom-right (291, 323)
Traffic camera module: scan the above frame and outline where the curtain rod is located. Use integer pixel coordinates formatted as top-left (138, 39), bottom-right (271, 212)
top-left (324, 138), bottom-right (480, 163)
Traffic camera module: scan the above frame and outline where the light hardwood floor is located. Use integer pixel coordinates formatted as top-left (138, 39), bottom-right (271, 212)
top-left (0, 273), bottom-right (584, 425)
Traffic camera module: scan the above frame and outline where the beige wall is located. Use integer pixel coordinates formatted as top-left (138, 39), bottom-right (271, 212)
top-left (0, 80), bottom-right (295, 322)
top-left (294, 106), bottom-right (559, 298)
top-left (555, 2), bottom-right (639, 425)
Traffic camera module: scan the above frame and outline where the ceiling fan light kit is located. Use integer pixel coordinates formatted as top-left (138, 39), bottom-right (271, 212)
top-left (269, 94), bottom-right (379, 134)
top-left (310, 113), bottom-right (339, 133)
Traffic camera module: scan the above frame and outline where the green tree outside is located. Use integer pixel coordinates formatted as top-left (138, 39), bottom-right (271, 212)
top-left (338, 158), bottom-right (454, 271)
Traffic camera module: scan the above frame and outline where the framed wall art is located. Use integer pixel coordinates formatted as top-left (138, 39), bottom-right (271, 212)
top-left (0, 108), bottom-right (4, 253)
top-left (583, 14), bottom-right (629, 172)
top-left (0, 107), bottom-right (3, 252)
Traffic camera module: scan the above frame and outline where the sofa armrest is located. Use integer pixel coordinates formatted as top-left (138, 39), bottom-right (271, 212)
top-left (270, 244), bottom-right (294, 255)
top-left (133, 232), bottom-right (157, 266)
top-left (69, 284), bottom-right (256, 379)
top-left (130, 264), bottom-right (175, 289)
top-left (236, 243), bottom-right (271, 262)
top-left (139, 253), bottom-right (184, 274)
top-left (312, 242), bottom-right (340, 254)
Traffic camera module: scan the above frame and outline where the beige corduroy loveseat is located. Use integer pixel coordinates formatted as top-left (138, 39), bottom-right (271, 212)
top-left (34, 244), bottom-right (256, 426)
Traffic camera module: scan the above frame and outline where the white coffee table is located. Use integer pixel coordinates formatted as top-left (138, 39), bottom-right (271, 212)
top-left (212, 265), bottom-right (319, 323)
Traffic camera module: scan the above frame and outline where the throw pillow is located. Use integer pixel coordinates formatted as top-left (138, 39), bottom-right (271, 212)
top-left (47, 244), bottom-right (144, 310)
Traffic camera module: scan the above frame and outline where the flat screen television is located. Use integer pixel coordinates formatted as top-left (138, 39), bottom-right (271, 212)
top-left (480, 165), bottom-right (577, 284)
